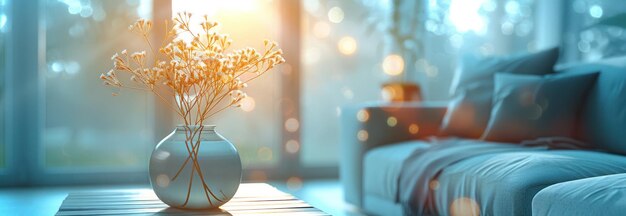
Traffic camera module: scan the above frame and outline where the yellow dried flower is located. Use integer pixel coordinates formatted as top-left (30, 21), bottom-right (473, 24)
top-left (100, 12), bottom-right (285, 126)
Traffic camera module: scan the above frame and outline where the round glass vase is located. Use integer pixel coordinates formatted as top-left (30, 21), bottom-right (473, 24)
top-left (149, 125), bottom-right (242, 209)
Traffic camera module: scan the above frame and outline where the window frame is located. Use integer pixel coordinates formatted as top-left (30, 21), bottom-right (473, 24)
top-left (0, 0), bottom-right (10, 185)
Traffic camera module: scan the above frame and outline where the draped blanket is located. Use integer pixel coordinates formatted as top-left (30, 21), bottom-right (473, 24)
top-left (397, 137), bottom-right (589, 215)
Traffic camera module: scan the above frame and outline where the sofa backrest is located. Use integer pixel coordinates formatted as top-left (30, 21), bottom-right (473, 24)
top-left (558, 56), bottom-right (626, 155)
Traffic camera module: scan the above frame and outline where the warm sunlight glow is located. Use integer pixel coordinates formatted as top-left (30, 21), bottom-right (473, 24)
top-left (313, 21), bottom-right (331, 38)
top-left (173, 0), bottom-right (260, 17)
top-left (172, 0), bottom-right (278, 47)
top-left (328, 6), bottom-right (345, 23)
top-left (449, 0), bottom-right (487, 34)
top-left (338, 36), bottom-right (358, 56)
top-left (382, 54), bottom-right (405, 76)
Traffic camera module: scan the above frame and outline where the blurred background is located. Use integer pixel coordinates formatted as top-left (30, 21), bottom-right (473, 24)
top-left (1, 0), bottom-right (626, 187)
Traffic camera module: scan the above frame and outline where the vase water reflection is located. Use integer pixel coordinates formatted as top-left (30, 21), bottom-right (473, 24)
top-left (149, 125), bottom-right (242, 209)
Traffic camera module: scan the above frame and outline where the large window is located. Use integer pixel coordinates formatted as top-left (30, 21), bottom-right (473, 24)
top-left (44, 0), bottom-right (154, 169)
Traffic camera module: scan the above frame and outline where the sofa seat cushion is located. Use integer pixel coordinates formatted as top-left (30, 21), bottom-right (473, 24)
top-left (363, 141), bottom-right (431, 201)
top-left (431, 150), bottom-right (626, 216)
top-left (532, 173), bottom-right (626, 216)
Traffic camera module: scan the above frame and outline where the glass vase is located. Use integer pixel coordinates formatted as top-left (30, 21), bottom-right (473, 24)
top-left (149, 125), bottom-right (242, 209)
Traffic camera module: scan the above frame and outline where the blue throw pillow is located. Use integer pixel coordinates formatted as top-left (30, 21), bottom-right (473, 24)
top-left (481, 72), bottom-right (599, 143)
top-left (441, 47), bottom-right (560, 138)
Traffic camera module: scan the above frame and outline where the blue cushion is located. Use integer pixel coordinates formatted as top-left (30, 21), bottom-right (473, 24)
top-left (482, 73), bottom-right (598, 143)
top-left (559, 55), bottom-right (626, 155)
top-left (533, 173), bottom-right (626, 216)
top-left (442, 48), bottom-right (560, 138)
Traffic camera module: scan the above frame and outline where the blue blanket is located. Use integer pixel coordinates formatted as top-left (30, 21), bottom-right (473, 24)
top-left (398, 138), bottom-right (544, 215)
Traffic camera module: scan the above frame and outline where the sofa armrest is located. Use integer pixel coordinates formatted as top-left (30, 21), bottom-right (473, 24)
top-left (339, 101), bottom-right (447, 207)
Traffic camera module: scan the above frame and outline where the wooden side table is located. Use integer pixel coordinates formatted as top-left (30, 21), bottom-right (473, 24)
top-left (55, 183), bottom-right (328, 215)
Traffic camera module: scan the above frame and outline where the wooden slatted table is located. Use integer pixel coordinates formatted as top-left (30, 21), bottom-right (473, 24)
top-left (55, 183), bottom-right (328, 216)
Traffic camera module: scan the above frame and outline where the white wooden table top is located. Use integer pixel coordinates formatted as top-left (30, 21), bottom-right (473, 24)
top-left (0, 184), bottom-right (330, 216)
top-left (55, 183), bottom-right (327, 215)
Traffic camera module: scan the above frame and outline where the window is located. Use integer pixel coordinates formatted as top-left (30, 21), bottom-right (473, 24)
top-left (300, 0), bottom-right (538, 166)
top-left (422, 0), bottom-right (537, 99)
top-left (44, 0), bottom-right (154, 169)
top-left (561, 0), bottom-right (626, 64)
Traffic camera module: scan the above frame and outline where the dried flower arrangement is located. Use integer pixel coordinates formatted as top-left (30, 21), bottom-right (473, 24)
top-left (99, 12), bottom-right (284, 207)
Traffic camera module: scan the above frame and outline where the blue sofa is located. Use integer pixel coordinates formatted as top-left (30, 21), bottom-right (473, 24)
top-left (340, 56), bottom-right (626, 216)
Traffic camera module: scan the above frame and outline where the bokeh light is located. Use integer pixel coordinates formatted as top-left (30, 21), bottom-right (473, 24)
top-left (450, 197), bottom-right (481, 216)
top-left (409, 124), bottom-right (420, 135)
top-left (156, 174), bottom-right (170, 188)
top-left (249, 170), bottom-right (268, 182)
top-left (240, 96), bottom-right (256, 112)
top-left (285, 118), bottom-right (300, 132)
top-left (357, 130), bottom-right (369, 142)
top-left (342, 87), bottom-right (354, 99)
top-left (382, 54), bottom-right (405, 76)
top-left (286, 176), bottom-right (303, 191)
top-left (589, 5), bottom-right (603, 18)
top-left (338, 36), bottom-right (358, 56)
top-left (429, 180), bottom-right (440, 190)
top-left (387, 117), bottom-right (398, 127)
top-left (356, 109), bottom-right (370, 122)
top-left (285, 139), bottom-right (300, 154)
top-left (381, 86), bottom-right (397, 101)
top-left (328, 6), bottom-right (345, 23)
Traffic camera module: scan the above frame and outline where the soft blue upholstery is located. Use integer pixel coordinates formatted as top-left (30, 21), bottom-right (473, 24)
top-left (533, 173), bottom-right (626, 216)
top-left (362, 142), bottom-right (431, 215)
top-left (557, 56), bottom-right (626, 155)
top-left (363, 141), bottom-right (430, 202)
top-left (339, 56), bottom-right (626, 215)
top-left (340, 102), bottom-right (447, 207)
top-left (432, 150), bottom-right (626, 216)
